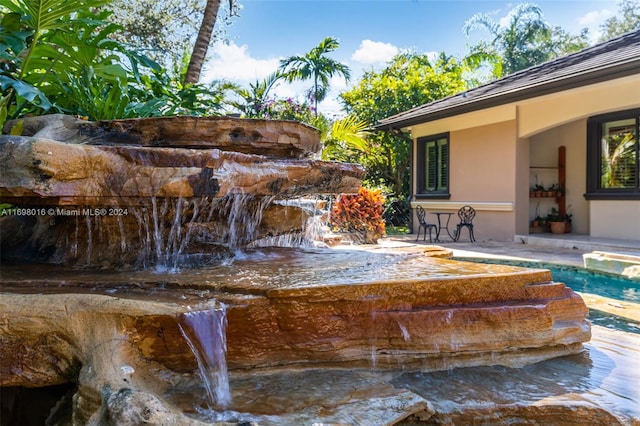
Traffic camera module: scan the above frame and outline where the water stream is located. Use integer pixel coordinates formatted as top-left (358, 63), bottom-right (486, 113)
top-left (178, 306), bottom-right (231, 409)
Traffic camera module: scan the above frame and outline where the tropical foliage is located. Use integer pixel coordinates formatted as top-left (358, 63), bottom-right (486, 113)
top-left (463, 3), bottom-right (588, 78)
top-left (601, 131), bottom-right (637, 188)
top-left (599, 0), bottom-right (640, 41)
top-left (128, 56), bottom-right (236, 117)
top-left (279, 37), bottom-right (350, 116)
top-left (232, 71), bottom-right (283, 118)
top-left (341, 52), bottom-right (467, 197)
top-left (0, 0), bottom-right (236, 125)
top-left (321, 114), bottom-right (370, 161)
top-left (330, 187), bottom-right (386, 244)
top-left (1, 0), bottom-right (119, 124)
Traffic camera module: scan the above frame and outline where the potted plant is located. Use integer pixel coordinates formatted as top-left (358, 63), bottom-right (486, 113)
top-left (531, 184), bottom-right (545, 197)
top-left (530, 203), bottom-right (545, 232)
top-left (530, 215), bottom-right (546, 233)
top-left (547, 207), bottom-right (571, 234)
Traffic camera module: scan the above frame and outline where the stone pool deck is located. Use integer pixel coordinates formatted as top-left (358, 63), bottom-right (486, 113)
top-left (384, 233), bottom-right (640, 269)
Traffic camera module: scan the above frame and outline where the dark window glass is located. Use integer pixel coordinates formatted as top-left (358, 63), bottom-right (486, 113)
top-left (587, 109), bottom-right (640, 200)
top-left (600, 118), bottom-right (637, 189)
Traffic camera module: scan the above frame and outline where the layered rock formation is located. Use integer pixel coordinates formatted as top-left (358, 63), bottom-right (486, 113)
top-left (0, 251), bottom-right (593, 424)
top-left (0, 136), bottom-right (361, 204)
top-left (0, 115), bottom-right (364, 266)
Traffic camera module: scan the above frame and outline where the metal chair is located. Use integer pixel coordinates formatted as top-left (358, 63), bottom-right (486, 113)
top-left (454, 205), bottom-right (476, 242)
top-left (415, 205), bottom-right (437, 242)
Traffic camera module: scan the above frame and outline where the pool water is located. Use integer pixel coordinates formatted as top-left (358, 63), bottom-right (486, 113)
top-left (548, 267), bottom-right (640, 334)
top-left (550, 267), bottom-right (639, 303)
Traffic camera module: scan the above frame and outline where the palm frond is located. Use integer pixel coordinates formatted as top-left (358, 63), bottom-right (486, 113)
top-left (463, 12), bottom-right (499, 36)
top-left (330, 115), bottom-right (371, 153)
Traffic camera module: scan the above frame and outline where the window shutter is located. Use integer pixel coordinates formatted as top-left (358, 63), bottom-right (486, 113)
top-left (426, 141), bottom-right (437, 191)
top-left (438, 139), bottom-right (448, 191)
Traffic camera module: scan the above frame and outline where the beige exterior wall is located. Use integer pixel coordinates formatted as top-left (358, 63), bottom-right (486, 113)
top-left (515, 135), bottom-right (531, 235)
top-left (591, 201), bottom-right (640, 240)
top-left (518, 75), bottom-right (640, 138)
top-left (411, 120), bottom-right (517, 242)
top-left (407, 75), bottom-right (640, 242)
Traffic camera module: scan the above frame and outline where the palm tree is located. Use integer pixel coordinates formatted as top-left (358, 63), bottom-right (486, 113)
top-left (279, 37), bottom-right (351, 116)
top-left (184, 0), bottom-right (222, 84)
top-left (463, 3), bottom-right (551, 77)
top-left (599, 0), bottom-right (640, 42)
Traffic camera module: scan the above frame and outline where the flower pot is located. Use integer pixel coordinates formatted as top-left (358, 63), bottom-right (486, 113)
top-left (549, 221), bottom-right (566, 234)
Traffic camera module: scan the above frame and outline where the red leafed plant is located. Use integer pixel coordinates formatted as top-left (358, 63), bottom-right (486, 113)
top-left (330, 187), bottom-right (386, 243)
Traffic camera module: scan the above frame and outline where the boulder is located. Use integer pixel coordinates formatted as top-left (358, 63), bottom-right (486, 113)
top-left (84, 116), bottom-right (322, 159)
top-left (5, 115), bottom-right (322, 159)
top-left (0, 136), bottom-right (364, 205)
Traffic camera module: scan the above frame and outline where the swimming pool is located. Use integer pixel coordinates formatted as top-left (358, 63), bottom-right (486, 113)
top-left (550, 266), bottom-right (639, 303)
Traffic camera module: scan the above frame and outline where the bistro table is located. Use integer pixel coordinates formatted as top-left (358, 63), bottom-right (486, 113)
top-left (430, 212), bottom-right (456, 242)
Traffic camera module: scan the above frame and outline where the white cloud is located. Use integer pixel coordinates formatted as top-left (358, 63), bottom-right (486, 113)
top-left (578, 9), bottom-right (614, 43)
top-left (318, 75), bottom-right (350, 118)
top-left (351, 40), bottom-right (399, 65)
top-left (578, 9), bottom-right (614, 26)
top-left (498, 14), bottom-right (511, 29)
top-left (424, 51), bottom-right (439, 64)
top-left (319, 97), bottom-right (345, 119)
top-left (202, 41), bottom-right (280, 84)
top-left (201, 41), bottom-right (352, 116)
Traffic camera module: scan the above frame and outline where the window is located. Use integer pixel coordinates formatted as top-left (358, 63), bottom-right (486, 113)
top-left (416, 133), bottom-right (449, 198)
top-left (586, 109), bottom-right (640, 200)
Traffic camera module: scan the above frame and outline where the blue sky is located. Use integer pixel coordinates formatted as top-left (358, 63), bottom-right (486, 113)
top-left (202, 0), bottom-right (619, 115)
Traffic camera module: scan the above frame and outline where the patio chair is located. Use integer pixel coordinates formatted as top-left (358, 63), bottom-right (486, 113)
top-left (415, 205), bottom-right (437, 242)
top-left (454, 205), bottom-right (476, 242)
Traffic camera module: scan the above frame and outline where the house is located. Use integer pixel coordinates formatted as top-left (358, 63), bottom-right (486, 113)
top-left (375, 30), bottom-right (640, 242)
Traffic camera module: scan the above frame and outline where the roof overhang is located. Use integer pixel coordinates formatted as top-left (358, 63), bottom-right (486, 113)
top-left (374, 30), bottom-right (640, 132)
top-left (374, 59), bottom-right (640, 132)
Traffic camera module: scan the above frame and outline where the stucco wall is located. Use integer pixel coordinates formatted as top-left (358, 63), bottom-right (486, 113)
top-left (412, 120), bottom-right (517, 242)
top-left (529, 120), bottom-right (588, 235)
top-left (590, 201), bottom-right (640, 240)
top-left (518, 75), bottom-right (640, 138)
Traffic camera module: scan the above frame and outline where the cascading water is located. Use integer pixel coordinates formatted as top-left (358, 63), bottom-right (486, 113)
top-left (250, 196), bottom-right (338, 248)
top-left (61, 194), bottom-right (283, 270)
top-left (4, 116), bottom-right (624, 425)
top-left (218, 194), bottom-right (275, 249)
top-left (178, 304), bottom-right (231, 409)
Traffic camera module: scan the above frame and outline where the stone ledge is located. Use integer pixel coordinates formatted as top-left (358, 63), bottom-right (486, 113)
top-left (583, 251), bottom-right (640, 279)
